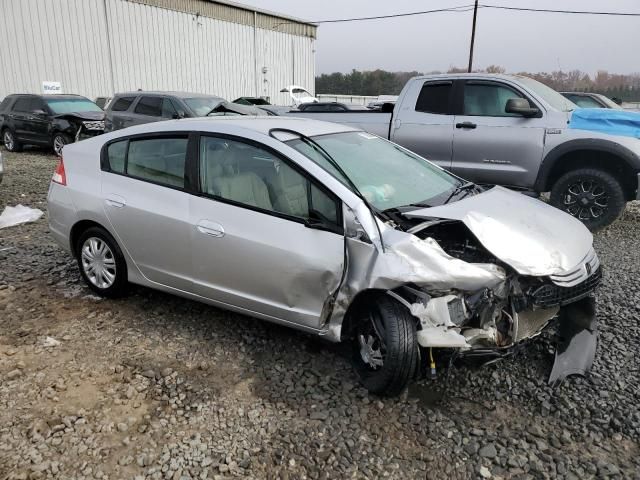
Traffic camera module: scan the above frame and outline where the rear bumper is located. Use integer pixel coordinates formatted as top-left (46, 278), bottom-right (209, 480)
top-left (47, 182), bottom-right (76, 253)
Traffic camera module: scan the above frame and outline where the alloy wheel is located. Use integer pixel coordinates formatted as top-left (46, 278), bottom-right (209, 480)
top-left (357, 310), bottom-right (387, 370)
top-left (563, 180), bottom-right (609, 221)
top-left (81, 237), bottom-right (117, 289)
top-left (3, 131), bottom-right (13, 150)
top-left (53, 135), bottom-right (66, 156)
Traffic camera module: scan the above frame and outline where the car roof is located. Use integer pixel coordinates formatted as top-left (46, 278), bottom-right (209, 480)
top-left (416, 73), bottom-right (537, 83)
top-left (114, 91), bottom-right (223, 99)
top-left (107, 116), bottom-right (359, 138)
top-left (8, 94), bottom-right (88, 99)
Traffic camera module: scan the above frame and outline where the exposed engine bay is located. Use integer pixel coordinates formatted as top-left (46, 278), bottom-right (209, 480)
top-left (394, 218), bottom-right (599, 354)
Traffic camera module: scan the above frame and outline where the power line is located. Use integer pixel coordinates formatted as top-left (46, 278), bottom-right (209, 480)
top-left (481, 4), bottom-right (640, 17)
top-left (310, 5), bottom-right (477, 24)
top-left (310, 4), bottom-right (640, 24)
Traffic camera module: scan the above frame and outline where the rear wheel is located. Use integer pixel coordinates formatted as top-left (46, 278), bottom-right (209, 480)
top-left (549, 168), bottom-right (625, 231)
top-left (76, 227), bottom-right (128, 298)
top-left (351, 296), bottom-right (419, 396)
top-left (52, 132), bottom-right (71, 156)
top-left (3, 129), bottom-right (22, 152)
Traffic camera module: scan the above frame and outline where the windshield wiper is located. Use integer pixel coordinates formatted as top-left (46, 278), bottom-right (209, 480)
top-left (443, 181), bottom-right (476, 204)
top-left (269, 127), bottom-right (388, 252)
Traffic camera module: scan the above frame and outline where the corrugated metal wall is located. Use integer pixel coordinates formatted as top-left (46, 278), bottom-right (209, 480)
top-left (0, 0), bottom-right (316, 103)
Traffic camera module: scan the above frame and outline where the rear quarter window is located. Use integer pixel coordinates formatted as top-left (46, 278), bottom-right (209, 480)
top-left (106, 141), bottom-right (127, 173)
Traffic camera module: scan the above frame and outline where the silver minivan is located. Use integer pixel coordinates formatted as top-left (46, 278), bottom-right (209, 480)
top-left (47, 117), bottom-right (601, 395)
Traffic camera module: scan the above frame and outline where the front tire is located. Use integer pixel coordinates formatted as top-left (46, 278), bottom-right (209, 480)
top-left (351, 296), bottom-right (419, 396)
top-left (76, 227), bottom-right (128, 298)
top-left (52, 132), bottom-right (72, 157)
top-left (549, 168), bottom-right (625, 231)
top-left (3, 129), bottom-right (22, 152)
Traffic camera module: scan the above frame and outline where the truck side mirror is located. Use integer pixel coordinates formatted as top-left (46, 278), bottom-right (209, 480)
top-left (173, 110), bottom-right (186, 119)
top-left (505, 98), bottom-right (540, 117)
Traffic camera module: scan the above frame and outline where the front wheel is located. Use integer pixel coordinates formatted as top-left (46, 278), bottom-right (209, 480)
top-left (52, 132), bottom-right (72, 157)
top-left (549, 168), bottom-right (625, 231)
top-left (351, 296), bottom-right (419, 396)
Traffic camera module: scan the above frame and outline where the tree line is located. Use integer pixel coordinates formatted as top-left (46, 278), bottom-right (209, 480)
top-left (316, 66), bottom-right (640, 102)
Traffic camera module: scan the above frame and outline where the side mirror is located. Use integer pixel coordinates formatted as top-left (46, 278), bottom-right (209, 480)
top-left (505, 98), bottom-right (539, 117)
top-left (32, 109), bottom-right (47, 117)
top-left (173, 111), bottom-right (186, 119)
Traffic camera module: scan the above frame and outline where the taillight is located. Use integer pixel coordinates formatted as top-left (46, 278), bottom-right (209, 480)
top-left (52, 156), bottom-right (67, 185)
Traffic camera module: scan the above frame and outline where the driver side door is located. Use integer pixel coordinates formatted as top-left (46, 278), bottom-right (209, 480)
top-left (451, 80), bottom-right (546, 188)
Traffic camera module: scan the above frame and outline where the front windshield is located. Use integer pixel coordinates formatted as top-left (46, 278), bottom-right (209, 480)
top-left (184, 97), bottom-right (223, 116)
top-left (517, 76), bottom-right (577, 112)
top-left (46, 98), bottom-right (102, 114)
top-left (291, 88), bottom-right (312, 100)
top-left (286, 132), bottom-right (461, 210)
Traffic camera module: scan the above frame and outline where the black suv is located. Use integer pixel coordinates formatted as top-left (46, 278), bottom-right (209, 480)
top-left (0, 94), bottom-right (105, 156)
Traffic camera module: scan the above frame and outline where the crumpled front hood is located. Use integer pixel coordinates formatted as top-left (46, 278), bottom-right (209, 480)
top-left (54, 111), bottom-right (105, 121)
top-left (405, 186), bottom-right (593, 277)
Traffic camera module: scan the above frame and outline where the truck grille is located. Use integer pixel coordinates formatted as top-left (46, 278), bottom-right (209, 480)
top-left (529, 267), bottom-right (602, 309)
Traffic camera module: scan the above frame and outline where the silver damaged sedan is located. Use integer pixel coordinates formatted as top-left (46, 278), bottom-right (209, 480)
top-left (47, 117), bottom-right (601, 396)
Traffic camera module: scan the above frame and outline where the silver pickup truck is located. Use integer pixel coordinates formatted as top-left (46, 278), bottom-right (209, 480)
top-left (285, 73), bottom-right (640, 230)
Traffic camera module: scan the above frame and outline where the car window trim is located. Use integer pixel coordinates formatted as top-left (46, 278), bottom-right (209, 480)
top-left (462, 79), bottom-right (542, 118)
top-left (415, 80), bottom-right (455, 115)
top-left (100, 131), bottom-right (192, 192)
top-left (194, 132), bottom-right (344, 235)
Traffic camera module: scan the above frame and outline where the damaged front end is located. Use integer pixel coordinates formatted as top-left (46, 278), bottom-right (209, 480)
top-left (326, 188), bottom-right (602, 386)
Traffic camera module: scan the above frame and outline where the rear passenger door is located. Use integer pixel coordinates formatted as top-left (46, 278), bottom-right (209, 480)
top-left (10, 96), bottom-right (34, 140)
top-left (390, 80), bottom-right (455, 170)
top-left (451, 80), bottom-right (545, 187)
top-left (189, 134), bottom-right (345, 329)
top-left (130, 96), bottom-right (176, 127)
top-left (100, 133), bottom-right (193, 290)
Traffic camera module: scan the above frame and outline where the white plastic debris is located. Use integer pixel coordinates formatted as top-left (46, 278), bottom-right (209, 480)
top-left (42, 336), bottom-right (61, 348)
top-left (0, 204), bottom-right (44, 229)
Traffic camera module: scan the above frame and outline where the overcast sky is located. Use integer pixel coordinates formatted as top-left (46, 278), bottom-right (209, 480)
top-left (239, 0), bottom-right (639, 75)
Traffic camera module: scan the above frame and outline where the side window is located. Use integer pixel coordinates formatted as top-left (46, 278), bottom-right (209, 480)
top-left (571, 96), bottom-right (602, 109)
top-left (111, 96), bottom-right (135, 112)
top-left (106, 141), bottom-right (127, 173)
top-left (463, 83), bottom-right (525, 116)
top-left (0, 98), bottom-right (11, 112)
top-left (31, 98), bottom-right (46, 113)
top-left (127, 137), bottom-right (188, 187)
top-left (13, 97), bottom-right (32, 112)
top-left (161, 98), bottom-right (177, 119)
top-left (134, 96), bottom-right (163, 117)
top-left (415, 82), bottom-right (453, 114)
top-left (199, 136), bottom-right (340, 225)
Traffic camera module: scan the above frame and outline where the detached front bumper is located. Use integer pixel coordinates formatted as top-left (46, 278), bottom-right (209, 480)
top-left (548, 296), bottom-right (597, 387)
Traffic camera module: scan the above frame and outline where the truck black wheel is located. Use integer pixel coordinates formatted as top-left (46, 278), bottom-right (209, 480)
top-left (76, 227), bottom-right (128, 298)
top-left (3, 129), bottom-right (22, 152)
top-left (550, 168), bottom-right (625, 231)
top-left (52, 132), bottom-right (72, 157)
top-left (351, 296), bottom-right (419, 396)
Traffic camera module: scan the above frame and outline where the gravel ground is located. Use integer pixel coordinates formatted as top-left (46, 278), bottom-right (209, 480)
top-left (0, 149), bottom-right (639, 480)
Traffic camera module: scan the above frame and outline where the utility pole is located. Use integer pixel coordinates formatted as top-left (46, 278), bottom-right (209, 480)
top-left (468, 0), bottom-right (479, 72)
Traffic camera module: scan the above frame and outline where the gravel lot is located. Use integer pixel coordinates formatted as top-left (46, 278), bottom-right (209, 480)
top-left (1, 149), bottom-right (639, 480)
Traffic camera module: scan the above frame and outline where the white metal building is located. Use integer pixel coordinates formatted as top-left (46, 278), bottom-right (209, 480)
top-left (0, 0), bottom-right (317, 104)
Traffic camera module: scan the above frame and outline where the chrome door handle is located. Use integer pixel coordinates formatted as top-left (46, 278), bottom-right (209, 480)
top-left (197, 221), bottom-right (225, 238)
top-left (105, 196), bottom-right (126, 208)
